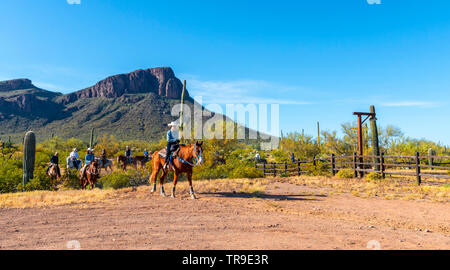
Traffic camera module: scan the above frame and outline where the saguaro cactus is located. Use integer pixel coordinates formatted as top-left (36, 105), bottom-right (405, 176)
top-left (370, 105), bottom-right (380, 171)
top-left (89, 128), bottom-right (95, 149)
top-left (23, 131), bottom-right (36, 187)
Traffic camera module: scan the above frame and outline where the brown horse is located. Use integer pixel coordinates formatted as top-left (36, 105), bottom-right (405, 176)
top-left (150, 141), bottom-right (204, 199)
top-left (80, 160), bottom-right (100, 189)
top-left (117, 155), bottom-right (137, 171)
top-left (47, 164), bottom-right (60, 187)
top-left (134, 155), bottom-right (151, 168)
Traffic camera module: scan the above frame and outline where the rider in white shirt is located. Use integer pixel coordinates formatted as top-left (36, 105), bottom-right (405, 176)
top-left (69, 148), bottom-right (80, 168)
top-left (70, 148), bottom-right (79, 159)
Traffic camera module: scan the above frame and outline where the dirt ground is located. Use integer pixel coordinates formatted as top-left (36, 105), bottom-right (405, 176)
top-left (0, 178), bottom-right (449, 250)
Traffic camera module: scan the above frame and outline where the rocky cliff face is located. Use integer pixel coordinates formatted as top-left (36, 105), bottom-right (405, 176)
top-left (59, 67), bottom-right (186, 104)
top-left (0, 79), bottom-right (35, 92)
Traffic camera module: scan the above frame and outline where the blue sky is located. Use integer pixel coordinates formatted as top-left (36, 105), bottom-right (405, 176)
top-left (1, 0), bottom-right (450, 144)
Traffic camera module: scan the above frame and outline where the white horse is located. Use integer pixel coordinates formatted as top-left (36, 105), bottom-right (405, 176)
top-left (66, 156), bottom-right (82, 170)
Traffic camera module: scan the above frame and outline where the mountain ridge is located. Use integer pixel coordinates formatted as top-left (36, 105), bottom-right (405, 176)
top-left (0, 67), bottom-right (194, 142)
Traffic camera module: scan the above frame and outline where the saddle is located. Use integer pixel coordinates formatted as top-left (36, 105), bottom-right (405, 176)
top-left (158, 145), bottom-right (180, 159)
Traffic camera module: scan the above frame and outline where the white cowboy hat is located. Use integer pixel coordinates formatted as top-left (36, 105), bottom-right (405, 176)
top-left (73, 148), bottom-right (78, 152)
top-left (168, 121), bottom-right (178, 127)
top-left (87, 148), bottom-right (93, 152)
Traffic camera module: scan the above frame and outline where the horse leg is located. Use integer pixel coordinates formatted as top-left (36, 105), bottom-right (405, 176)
top-left (187, 172), bottom-right (196, 199)
top-left (171, 172), bottom-right (179, 198)
top-left (159, 170), bottom-right (167, 197)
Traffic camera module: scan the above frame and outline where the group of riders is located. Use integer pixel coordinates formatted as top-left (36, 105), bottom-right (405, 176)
top-left (45, 122), bottom-right (176, 180)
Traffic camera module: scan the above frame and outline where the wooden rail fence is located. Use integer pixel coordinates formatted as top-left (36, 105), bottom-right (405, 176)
top-left (255, 152), bottom-right (450, 186)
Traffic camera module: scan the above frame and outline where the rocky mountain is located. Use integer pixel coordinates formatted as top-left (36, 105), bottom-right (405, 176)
top-left (0, 68), bottom-right (198, 142)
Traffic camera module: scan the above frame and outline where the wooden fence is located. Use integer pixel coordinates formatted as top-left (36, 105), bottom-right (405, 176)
top-left (255, 152), bottom-right (450, 186)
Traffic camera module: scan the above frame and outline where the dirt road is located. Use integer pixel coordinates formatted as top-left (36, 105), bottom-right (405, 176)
top-left (0, 179), bottom-right (449, 250)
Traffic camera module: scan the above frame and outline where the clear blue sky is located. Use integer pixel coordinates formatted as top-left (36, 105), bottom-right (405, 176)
top-left (1, 0), bottom-right (449, 144)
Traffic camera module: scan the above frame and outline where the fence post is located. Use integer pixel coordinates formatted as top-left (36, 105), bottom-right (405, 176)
top-left (273, 163), bottom-right (276, 177)
top-left (263, 162), bottom-right (266, 176)
top-left (284, 162), bottom-right (287, 176)
top-left (415, 152), bottom-right (421, 185)
top-left (313, 155), bottom-right (316, 169)
top-left (297, 161), bottom-right (301, 176)
top-left (380, 152), bottom-right (385, 179)
top-left (331, 154), bottom-right (336, 176)
top-left (352, 152), bottom-right (358, 178)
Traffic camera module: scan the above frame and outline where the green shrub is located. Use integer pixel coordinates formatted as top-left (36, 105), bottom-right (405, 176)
top-left (303, 161), bottom-right (329, 176)
top-left (97, 171), bottom-right (131, 189)
top-left (17, 169), bottom-right (55, 192)
top-left (61, 169), bottom-right (81, 189)
top-left (366, 172), bottom-right (383, 181)
top-left (336, 168), bottom-right (354, 179)
top-left (0, 156), bottom-right (22, 193)
top-left (228, 165), bottom-right (262, 179)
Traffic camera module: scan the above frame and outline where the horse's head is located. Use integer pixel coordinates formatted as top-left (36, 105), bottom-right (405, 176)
top-left (90, 159), bottom-right (100, 175)
top-left (192, 141), bottom-right (204, 166)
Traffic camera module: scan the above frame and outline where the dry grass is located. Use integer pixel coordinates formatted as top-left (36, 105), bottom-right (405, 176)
top-left (0, 189), bottom-right (118, 208)
top-left (0, 175), bottom-right (448, 209)
top-left (278, 175), bottom-right (450, 202)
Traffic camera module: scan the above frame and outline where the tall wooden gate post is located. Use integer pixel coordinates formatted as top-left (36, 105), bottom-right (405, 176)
top-left (297, 161), bottom-right (301, 176)
top-left (331, 154), bottom-right (336, 176)
top-left (415, 152), bottom-right (421, 185)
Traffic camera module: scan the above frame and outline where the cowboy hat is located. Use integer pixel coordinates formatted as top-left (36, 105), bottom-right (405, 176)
top-left (168, 121), bottom-right (179, 127)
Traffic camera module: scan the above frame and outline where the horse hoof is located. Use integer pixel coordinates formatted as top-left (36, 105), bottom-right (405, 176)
top-left (190, 194), bottom-right (197, 200)
top-left (171, 194), bottom-right (176, 198)
top-left (160, 192), bottom-right (166, 197)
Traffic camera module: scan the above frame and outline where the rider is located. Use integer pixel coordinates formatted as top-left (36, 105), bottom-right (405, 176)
top-left (255, 151), bottom-right (261, 162)
top-left (81, 148), bottom-right (95, 177)
top-left (163, 121), bottom-right (180, 170)
top-left (100, 149), bottom-right (107, 164)
top-left (144, 149), bottom-right (149, 161)
top-left (69, 148), bottom-right (80, 169)
top-left (46, 152), bottom-right (61, 178)
top-left (125, 146), bottom-right (133, 164)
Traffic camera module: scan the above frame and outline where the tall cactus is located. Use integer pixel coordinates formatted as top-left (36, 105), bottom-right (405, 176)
top-left (370, 105), bottom-right (380, 171)
top-left (89, 128), bottom-right (95, 149)
top-left (23, 131), bottom-right (36, 188)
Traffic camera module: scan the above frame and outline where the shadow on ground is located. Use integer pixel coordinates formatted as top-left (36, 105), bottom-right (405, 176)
top-left (201, 192), bottom-right (326, 201)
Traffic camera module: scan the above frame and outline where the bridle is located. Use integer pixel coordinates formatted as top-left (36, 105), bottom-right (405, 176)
top-left (177, 144), bottom-right (203, 167)
top-left (86, 162), bottom-right (99, 177)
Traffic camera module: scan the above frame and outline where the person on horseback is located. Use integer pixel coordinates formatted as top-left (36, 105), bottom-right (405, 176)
top-left (255, 151), bottom-right (261, 162)
top-left (69, 148), bottom-right (81, 169)
top-left (163, 121), bottom-right (180, 170)
top-left (81, 148), bottom-right (95, 178)
top-left (125, 146), bottom-right (133, 164)
top-left (46, 152), bottom-right (61, 178)
top-left (100, 149), bottom-right (107, 164)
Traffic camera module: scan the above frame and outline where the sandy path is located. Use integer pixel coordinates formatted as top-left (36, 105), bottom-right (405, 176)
top-left (0, 181), bottom-right (449, 250)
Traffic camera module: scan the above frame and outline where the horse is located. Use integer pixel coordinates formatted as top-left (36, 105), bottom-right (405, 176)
top-left (150, 141), bottom-right (204, 199)
top-left (66, 156), bottom-right (81, 170)
top-left (47, 164), bottom-right (60, 186)
top-left (134, 155), bottom-right (151, 168)
top-left (117, 155), bottom-right (137, 171)
top-left (95, 157), bottom-right (113, 173)
top-left (80, 159), bottom-right (100, 190)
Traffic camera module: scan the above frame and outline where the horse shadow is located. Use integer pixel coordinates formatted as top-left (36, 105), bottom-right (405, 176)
top-left (202, 191), bottom-right (326, 201)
